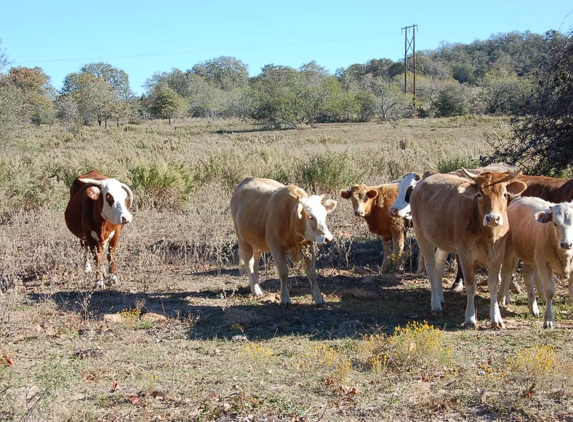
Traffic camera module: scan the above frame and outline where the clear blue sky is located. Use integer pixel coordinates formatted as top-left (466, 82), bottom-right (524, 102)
top-left (2, 1), bottom-right (572, 96)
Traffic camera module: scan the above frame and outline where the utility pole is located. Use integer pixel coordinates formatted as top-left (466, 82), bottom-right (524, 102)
top-left (401, 24), bottom-right (418, 102)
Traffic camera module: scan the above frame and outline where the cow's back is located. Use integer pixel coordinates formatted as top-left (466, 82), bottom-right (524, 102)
top-left (69, 170), bottom-right (108, 198)
top-left (507, 197), bottom-right (552, 265)
top-left (65, 173), bottom-right (102, 240)
top-left (231, 177), bottom-right (290, 250)
top-left (368, 184), bottom-right (404, 237)
top-left (411, 174), bottom-right (476, 253)
top-left (520, 175), bottom-right (573, 203)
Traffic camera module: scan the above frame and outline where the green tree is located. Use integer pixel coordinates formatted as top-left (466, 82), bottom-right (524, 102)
top-left (148, 83), bottom-right (187, 124)
top-left (484, 31), bottom-right (573, 175)
top-left (0, 40), bottom-right (27, 143)
top-left (60, 72), bottom-right (116, 126)
top-left (6, 66), bottom-right (56, 124)
top-left (192, 56), bottom-right (249, 91)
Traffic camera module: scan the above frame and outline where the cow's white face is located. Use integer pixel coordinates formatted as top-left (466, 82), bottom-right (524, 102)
top-left (298, 195), bottom-right (337, 244)
top-left (389, 173), bottom-right (420, 219)
top-left (536, 202), bottom-right (573, 251)
top-left (86, 178), bottom-right (133, 225)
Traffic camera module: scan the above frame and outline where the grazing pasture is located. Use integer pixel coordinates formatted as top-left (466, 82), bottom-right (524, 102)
top-left (1, 117), bottom-right (573, 421)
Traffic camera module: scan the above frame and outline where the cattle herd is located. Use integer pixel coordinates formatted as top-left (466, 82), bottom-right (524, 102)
top-left (65, 166), bottom-right (573, 329)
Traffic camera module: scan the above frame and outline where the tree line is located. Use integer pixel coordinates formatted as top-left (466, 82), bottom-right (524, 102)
top-left (1, 29), bottom-right (572, 174)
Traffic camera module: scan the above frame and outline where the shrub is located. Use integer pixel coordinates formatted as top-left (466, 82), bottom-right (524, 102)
top-left (128, 161), bottom-right (199, 209)
top-left (297, 150), bottom-right (361, 193)
top-left (436, 155), bottom-right (475, 173)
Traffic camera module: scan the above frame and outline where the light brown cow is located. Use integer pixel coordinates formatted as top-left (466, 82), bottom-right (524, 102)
top-left (500, 197), bottom-right (573, 328)
top-left (340, 183), bottom-right (408, 272)
top-left (410, 170), bottom-right (526, 328)
top-left (230, 177), bottom-right (337, 306)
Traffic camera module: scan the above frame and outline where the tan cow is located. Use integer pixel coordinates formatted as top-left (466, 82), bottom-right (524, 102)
top-left (230, 177), bottom-right (337, 306)
top-left (340, 183), bottom-right (408, 272)
top-left (500, 197), bottom-right (573, 328)
top-left (410, 170), bottom-right (526, 328)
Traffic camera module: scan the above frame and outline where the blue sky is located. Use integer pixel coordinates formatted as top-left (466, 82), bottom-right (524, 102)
top-left (2, 1), bottom-right (572, 96)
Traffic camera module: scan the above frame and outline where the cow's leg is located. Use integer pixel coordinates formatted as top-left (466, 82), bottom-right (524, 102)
top-left (391, 228), bottom-right (406, 271)
top-left (416, 244), bottom-right (425, 275)
top-left (81, 241), bottom-right (92, 273)
top-left (487, 258), bottom-right (505, 329)
top-left (239, 241), bottom-right (263, 296)
top-left (434, 249), bottom-right (448, 305)
top-left (459, 257), bottom-right (478, 329)
top-left (302, 246), bottom-right (324, 306)
top-left (450, 255), bottom-right (464, 292)
top-left (534, 270), bottom-right (545, 302)
top-left (538, 263), bottom-right (555, 329)
top-left (105, 231), bottom-right (120, 286)
top-left (417, 236), bottom-right (442, 315)
top-left (569, 272), bottom-right (573, 302)
top-left (499, 252), bottom-right (518, 306)
top-left (381, 237), bottom-right (393, 272)
top-left (270, 247), bottom-right (291, 307)
top-left (91, 244), bottom-right (105, 289)
top-left (522, 264), bottom-right (540, 317)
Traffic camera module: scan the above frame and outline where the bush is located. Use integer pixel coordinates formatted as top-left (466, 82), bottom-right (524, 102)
top-left (128, 162), bottom-right (199, 209)
top-left (297, 151), bottom-right (362, 193)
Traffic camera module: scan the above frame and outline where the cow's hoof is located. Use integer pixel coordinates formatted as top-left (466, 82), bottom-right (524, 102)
top-left (429, 310), bottom-right (442, 318)
top-left (94, 279), bottom-right (105, 289)
top-left (252, 286), bottom-right (263, 296)
top-left (281, 302), bottom-right (292, 309)
top-left (106, 274), bottom-right (118, 286)
top-left (543, 321), bottom-right (554, 329)
top-left (490, 321), bottom-right (505, 330)
top-left (84, 261), bottom-right (92, 273)
top-left (463, 322), bottom-right (478, 330)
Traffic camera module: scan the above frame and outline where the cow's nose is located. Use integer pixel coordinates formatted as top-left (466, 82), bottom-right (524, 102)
top-left (122, 215), bottom-right (132, 224)
top-left (354, 210), bottom-right (364, 217)
top-left (560, 241), bottom-right (573, 250)
top-left (485, 214), bottom-right (501, 225)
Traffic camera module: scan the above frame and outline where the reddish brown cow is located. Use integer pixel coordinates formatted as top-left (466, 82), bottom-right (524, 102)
top-left (340, 183), bottom-right (409, 272)
top-left (65, 170), bottom-right (134, 288)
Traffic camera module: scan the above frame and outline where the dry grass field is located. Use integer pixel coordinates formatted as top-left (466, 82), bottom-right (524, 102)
top-left (1, 116), bottom-right (573, 421)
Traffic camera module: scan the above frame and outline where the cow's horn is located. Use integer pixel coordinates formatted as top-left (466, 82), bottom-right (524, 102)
top-left (79, 178), bottom-right (103, 186)
top-left (496, 169), bottom-right (522, 184)
top-left (121, 183), bottom-right (134, 208)
top-left (461, 168), bottom-right (478, 180)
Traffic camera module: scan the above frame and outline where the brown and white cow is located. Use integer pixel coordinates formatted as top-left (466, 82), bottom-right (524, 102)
top-left (65, 170), bottom-right (134, 288)
top-left (410, 169), bottom-right (526, 328)
top-left (500, 197), bottom-right (573, 328)
top-left (340, 183), bottom-right (408, 272)
top-left (498, 174), bottom-right (573, 306)
top-left (230, 177), bottom-right (337, 306)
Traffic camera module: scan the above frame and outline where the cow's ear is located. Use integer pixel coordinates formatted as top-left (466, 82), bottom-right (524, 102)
top-left (414, 173), bottom-right (421, 181)
top-left (86, 186), bottom-right (101, 200)
top-left (340, 190), bottom-right (351, 199)
top-left (366, 189), bottom-right (378, 199)
top-left (458, 182), bottom-right (477, 197)
top-left (322, 198), bottom-right (337, 214)
top-left (507, 180), bottom-right (527, 196)
top-left (296, 202), bottom-right (304, 219)
top-left (535, 209), bottom-right (553, 224)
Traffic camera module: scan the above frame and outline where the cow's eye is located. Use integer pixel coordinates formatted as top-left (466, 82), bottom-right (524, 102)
top-left (308, 215), bottom-right (314, 220)
top-left (554, 222), bottom-right (557, 226)
top-left (476, 192), bottom-right (482, 199)
top-left (105, 193), bottom-right (114, 205)
top-left (503, 193), bottom-right (509, 199)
